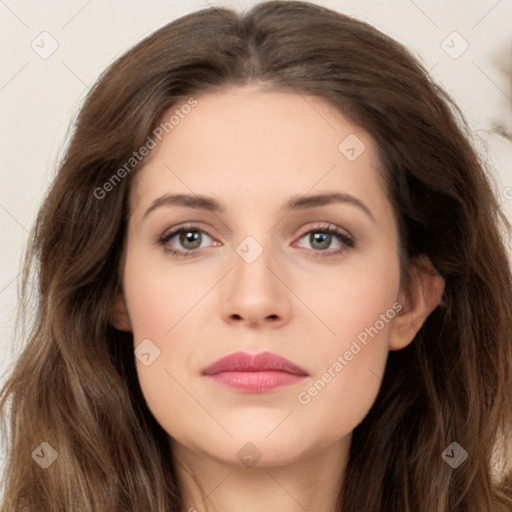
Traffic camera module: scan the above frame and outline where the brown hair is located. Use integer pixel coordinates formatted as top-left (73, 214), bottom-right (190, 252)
top-left (1, 1), bottom-right (511, 510)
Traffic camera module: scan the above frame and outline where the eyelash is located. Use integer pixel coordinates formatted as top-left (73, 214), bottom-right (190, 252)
top-left (154, 223), bottom-right (355, 259)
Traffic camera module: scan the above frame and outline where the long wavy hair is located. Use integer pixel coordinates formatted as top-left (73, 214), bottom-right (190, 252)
top-left (1, 1), bottom-right (511, 510)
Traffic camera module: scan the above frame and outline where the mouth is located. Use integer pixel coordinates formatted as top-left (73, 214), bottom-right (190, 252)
top-left (201, 351), bottom-right (309, 393)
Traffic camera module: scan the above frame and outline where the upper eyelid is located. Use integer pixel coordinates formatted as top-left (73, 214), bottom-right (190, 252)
top-left (160, 224), bottom-right (215, 241)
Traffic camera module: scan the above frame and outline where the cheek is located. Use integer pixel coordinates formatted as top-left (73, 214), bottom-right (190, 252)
top-left (293, 247), bottom-right (399, 425)
top-left (303, 242), bottom-right (400, 345)
top-left (122, 246), bottom-right (212, 432)
top-left (123, 246), bottom-right (208, 340)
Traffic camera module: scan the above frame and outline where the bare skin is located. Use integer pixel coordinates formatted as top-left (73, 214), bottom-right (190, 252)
top-left (111, 85), bottom-right (445, 512)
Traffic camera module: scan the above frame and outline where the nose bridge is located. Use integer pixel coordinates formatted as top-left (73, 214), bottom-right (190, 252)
top-left (233, 233), bottom-right (277, 295)
top-left (220, 231), bottom-right (292, 325)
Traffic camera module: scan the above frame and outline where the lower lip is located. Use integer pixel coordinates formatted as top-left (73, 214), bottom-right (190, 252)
top-left (206, 371), bottom-right (307, 392)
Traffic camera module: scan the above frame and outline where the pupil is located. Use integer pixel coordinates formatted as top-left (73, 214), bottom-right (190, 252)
top-left (312, 232), bottom-right (330, 250)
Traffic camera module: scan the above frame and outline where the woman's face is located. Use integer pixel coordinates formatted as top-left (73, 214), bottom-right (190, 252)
top-left (114, 85), bottom-right (414, 469)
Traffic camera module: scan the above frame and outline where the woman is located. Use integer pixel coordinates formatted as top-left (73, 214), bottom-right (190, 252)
top-left (1, 1), bottom-right (511, 510)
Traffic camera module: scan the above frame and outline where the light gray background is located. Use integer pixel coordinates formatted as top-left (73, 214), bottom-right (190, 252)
top-left (0, 0), bottom-right (511, 474)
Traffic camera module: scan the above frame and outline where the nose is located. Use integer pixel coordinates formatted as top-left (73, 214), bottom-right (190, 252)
top-left (220, 239), bottom-right (292, 329)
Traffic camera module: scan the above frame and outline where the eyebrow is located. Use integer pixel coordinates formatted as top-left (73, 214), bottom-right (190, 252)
top-left (143, 192), bottom-right (375, 223)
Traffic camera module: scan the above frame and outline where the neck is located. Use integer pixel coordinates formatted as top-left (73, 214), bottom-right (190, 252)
top-left (170, 435), bottom-right (350, 512)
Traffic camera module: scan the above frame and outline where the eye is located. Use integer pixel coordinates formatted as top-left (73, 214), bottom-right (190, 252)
top-left (155, 224), bottom-right (217, 258)
top-left (294, 224), bottom-right (355, 257)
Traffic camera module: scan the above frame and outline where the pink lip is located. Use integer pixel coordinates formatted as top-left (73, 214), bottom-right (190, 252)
top-left (201, 351), bottom-right (309, 392)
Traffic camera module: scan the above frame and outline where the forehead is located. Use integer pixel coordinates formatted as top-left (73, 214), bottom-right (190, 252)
top-left (129, 86), bottom-right (387, 218)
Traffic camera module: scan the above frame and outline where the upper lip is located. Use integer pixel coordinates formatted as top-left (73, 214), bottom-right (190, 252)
top-left (201, 351), bottom-right (309, 376)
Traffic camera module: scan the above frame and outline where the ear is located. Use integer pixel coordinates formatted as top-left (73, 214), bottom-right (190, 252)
top-left (389, 256), bottom-right (445, 351)
top-left (109, 288), bottom-right (132, 332)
